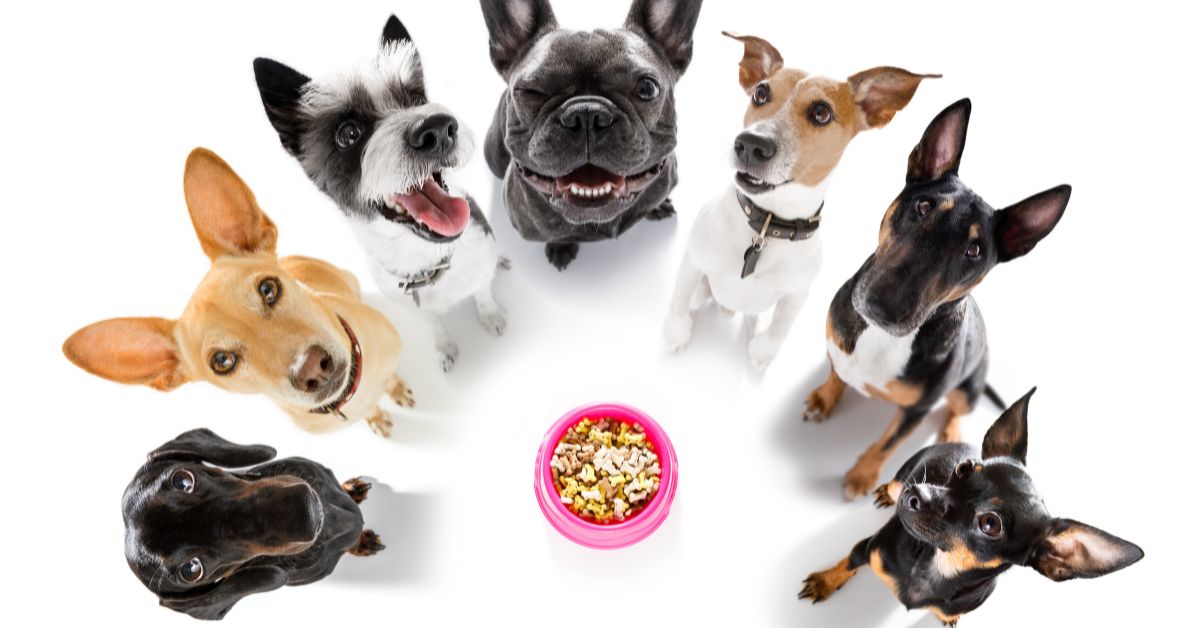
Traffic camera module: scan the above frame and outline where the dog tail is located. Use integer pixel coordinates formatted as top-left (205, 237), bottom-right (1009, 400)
top-left (983, 384), bottom-right (1006, 409)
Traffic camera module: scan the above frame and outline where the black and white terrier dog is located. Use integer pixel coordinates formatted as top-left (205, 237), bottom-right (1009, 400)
top-left (254, 16), bottom-right (507, 371)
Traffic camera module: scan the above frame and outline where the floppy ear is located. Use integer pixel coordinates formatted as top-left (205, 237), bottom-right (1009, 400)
top-left (1029, 519), bottom-right (1144, 582)
top-left (721, 31), bottom-right (784, 92)
top-left (63, 317), bottom-right (188, 391)
top-left (148, 428), bottom-right (277, 467)
top-left (252, 57), bottom-right (311, 156)
top-left (626, 0), bottom-right (703, 75)
top-left (995, 184), bottom-right (1071, 262)
top-left (479, 0), bottom-right (557, 77)
top-left (160, 565), bottom-right (288, 620)
top-left (907, 98), bottom-right (971, 183)
top-left (982, 386), bottom-right (1034, 464)
top-left (184, 148), bottom-right (278, 260)
top-left (849, 67), bottom-right (940, 130)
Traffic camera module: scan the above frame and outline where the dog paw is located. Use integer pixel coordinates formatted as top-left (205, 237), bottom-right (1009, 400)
top-left (545, 242), bottom-right (580, 270)
top-left (748, 334), bottom-right (780, 372)
top-left (662, 315), bottom-right (693, 353)
top-left (366, 412), bottom-right (394, 439)
top-left (843, 464), bottom-right (881, 500)
top-left (349, 529), bottom-right (386, 557)
top-left (497, 256), bottom-right (513, 271)
top-left (477, 305), bottom-right (507, 337)
top-left (341, 477), bottom-right (372, 504)
top-left (437, 342), bottom-right (459, 372)
top-left (873, 481), bottom-right (901, 509)
top-left (803, 390), bottom-right (833, 422)
top-left (387, 378), bottom-right (416, 408)
top-left (645, 198), bottom-right (676, 221)
top-left (798, 566), bottom-right (852, 604)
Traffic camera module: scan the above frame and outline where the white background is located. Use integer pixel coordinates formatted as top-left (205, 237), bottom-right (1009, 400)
top-left (1, 1), bottom-right (1195, 626)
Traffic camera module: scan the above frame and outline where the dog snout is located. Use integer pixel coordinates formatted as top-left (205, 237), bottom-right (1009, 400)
top-left (408, 113), bottom-right (458, 155)
top-left (558, 98), bottom-right (615, 133)
top-left (734, 132), bottom-right (776, 169)
top-left (902, 484), bottom-right (950, 516)
top-left (290, 346), bottom-right (336, 394)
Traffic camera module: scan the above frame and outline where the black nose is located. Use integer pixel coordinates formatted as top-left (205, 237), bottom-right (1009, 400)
top-left (290, 346), bottom-right (335, 393)
top-left (558, 99), bottom-right (615, 133)
top-left (906, 494), bottom-right (922, 511)
top-left (734, 132), bottom-right (776, 168)
top-left (408, 113), bottom-right (458, 155)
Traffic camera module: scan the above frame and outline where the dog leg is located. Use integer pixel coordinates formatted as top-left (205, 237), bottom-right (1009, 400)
top-left (545, 242), bottom-right (580, 270)
top-left (645, 197), bottom-right (676, 221)
top-left (348, 530), bottom-right (386, 557)
top-left (365, 408), bottom-right (394, 439)
top-left (844, 407), bottom-right (928, 499)
top-left (341, 477), bottom-right (372, 504)
top-left (748, 290), bottom-right (808, 371)
top-left (386, 374), bottom-right (415, 408)
top-left (804, 366), bottom-right (847, 422)
top-left (941, 358), bottom-right (987, 442)
top-left (427, 313), bottom-right (459, 372)
top-left (663, 258), bottom-right (704, 352)
top-left (799, 538), bottom-right (871, 603)
top-left (473, 284), bottom-right (507, 337)
top-left (873, 480), bottom-right (903, 508)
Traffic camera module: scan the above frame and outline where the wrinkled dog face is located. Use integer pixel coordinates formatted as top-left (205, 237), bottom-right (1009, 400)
top-left (256, 17), bottom-right (476, 242)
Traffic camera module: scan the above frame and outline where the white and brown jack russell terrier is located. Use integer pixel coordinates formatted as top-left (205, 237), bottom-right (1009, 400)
top-left (663, 32), bottom-right (937, 370)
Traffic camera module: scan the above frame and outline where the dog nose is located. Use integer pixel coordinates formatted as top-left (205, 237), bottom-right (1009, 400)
top-left (903, 485), bottom-right (950, 515)
top-left (734, 132), bottom-right (776, 168)
top-left (558, 99), bottom-right (615, 133)
top-left (408, 113), bottom-right (458, 155)
top-left (290, 346), bottom-right (335, 394)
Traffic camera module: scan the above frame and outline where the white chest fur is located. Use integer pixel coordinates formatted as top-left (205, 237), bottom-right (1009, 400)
top-left (827, 321), bottom-right (917, 395)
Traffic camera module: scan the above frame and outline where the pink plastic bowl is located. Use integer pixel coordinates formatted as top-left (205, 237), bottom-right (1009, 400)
top-left (534, 402), bottom-right (679, 549)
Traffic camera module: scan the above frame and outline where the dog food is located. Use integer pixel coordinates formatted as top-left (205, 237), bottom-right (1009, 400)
top-left (550, 417), bottom-right (662, 524)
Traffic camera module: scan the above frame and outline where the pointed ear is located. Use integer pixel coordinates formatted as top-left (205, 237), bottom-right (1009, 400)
top-left (252, 57), bottom-right (311, 156)
top-left (479, 0), bottom-right (557, 77)
top-left (63, 317), bottom-right (188, 391)
top-left (626, 0), bottom-right (703, 75)
top-left (381, 14), bottom-right (412, 46)
top-left (721, 31), bottom-right (784, 92)
top-left (148, 428), bottom-right (277, 468)
top-left (982, 386), bottom-right (1034, 464)
top-left (995, 184), bottom-right (1071, 262)
top-left (907, 98), bottom-right (971, 183)
top-left (160, 565), bottom-right (288, 620)
top-left (849, 67), bottom-right (939, 130)
top-left (1029, 519), bottom-right (1144, 582)
top-left (183, 148), bottom-right (278, 260)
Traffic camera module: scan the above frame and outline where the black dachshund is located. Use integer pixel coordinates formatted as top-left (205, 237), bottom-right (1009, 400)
top-left (122, 429), bottom-right (383, 620)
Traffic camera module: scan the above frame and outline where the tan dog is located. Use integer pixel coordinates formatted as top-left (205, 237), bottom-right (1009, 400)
top-left (63, 148), bottom-right (413, 437)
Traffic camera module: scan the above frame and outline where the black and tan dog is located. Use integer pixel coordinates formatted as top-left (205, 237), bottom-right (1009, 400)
top-left (804, 99), bottom-right (1072, 498)
top-left (123, 429), bottom-right (383, 620)
top-left (799, 389), bottom-right (1143, 625)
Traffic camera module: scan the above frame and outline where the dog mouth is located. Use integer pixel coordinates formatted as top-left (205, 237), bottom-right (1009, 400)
top-left (376, 171), bottom-right (470, 242)
top-left (309, 316), bottom-right (363, 418)
top-left (517, 160), bottom-right (666, 206)
top-left (735, 171), bottom-right (788, 194)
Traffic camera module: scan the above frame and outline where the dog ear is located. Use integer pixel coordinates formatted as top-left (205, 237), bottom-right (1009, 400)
top-left (995, 184), bottom-right (1071, 262)
top-left (907, 97), bottom-right (970, 183)
top-left (253, 58), bottom-right (311, 156)
top-left (721, 32), bottom-right (784, 92)
top-left (381, 14), bottom-right (412, 45)
top-left (626, 0), bottom-right (703, 75)
top-left (148, 428), bottom-right (277, 467)
top-left (63, 317), bottom-right (188, 391)
top-left (159, 565), bottom-right (288, 620)
top-left (1028, 519), bottom-right (1144, 582)
top-left (982, 386), bottom-right (1034, 464)
top-left (849, 67), bottom-right (939, 130)
top-left (183, 148), bottom-right (278, 260)
top-left (379, 15), bottom-right (426, 95)
top-left (480, 0), bottom-right (557, 77)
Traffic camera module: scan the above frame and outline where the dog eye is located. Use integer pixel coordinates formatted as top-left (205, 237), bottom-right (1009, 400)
top-left (751, 82), bottom-right (771, 106)
top-left (169, 469), bottom-right (195, 493)
top-left (335, 120), bottom-right (363, 149)
top-left (914, 199), bottom-right (932, 217)
top-left (977, 512), bottom-right (1004, 537)
top-left (179, 557), bottom-right (204, 583)
top-left (965, 242), bottom-right (982, 260)
top-left (808, 101), bottom-right (833, 126)
top-left (954, 460), bottom-right (974, 479)
top-left (258, 277), bottom-right (282, 307)
top-left (636, 77), bottom-right (660, 101)
top-left (210, 351), bottom-right (239, 375)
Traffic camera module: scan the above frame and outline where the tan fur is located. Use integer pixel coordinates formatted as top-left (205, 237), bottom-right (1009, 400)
top-left (845, 411), bottom-right (907, 498)
top-left (940, 389), bottom-right (971, 443)
top-left (800, 556), bottom-right (859, 602)
top-left (61, 148), bottom-right (411, 436)
top-left (865, 379), bottom-right (924, 406)
top-left (934, 540), bottom-right (1004, 577)
top-left (869, 549), bottom-right (899, 595)
top-left (805, 365), bottom-right (847, 422)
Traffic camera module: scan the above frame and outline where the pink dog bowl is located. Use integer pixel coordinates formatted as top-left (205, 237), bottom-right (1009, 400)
top-left (534, 402), bottom-right (678, 549)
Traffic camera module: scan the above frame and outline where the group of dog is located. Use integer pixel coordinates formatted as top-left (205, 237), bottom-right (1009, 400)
top-left (59, 0), bottom-right (1141, 624)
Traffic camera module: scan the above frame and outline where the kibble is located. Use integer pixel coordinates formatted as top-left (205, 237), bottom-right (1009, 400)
top-left (551, 417), bottom-right (662, 524)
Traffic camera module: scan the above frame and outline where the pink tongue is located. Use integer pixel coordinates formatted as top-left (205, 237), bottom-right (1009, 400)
top-left (393, 178), bottom-right (470, 237)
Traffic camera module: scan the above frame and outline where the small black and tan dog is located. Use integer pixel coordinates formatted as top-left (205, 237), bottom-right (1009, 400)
top-left (122, 429), bottom-right (383, 620)
top-left (805, 98), bottom-right (1073, 498)
top-left (800, 389), bottom-right (1143, 625)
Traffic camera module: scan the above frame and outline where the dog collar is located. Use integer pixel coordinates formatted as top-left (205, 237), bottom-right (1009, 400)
top-left (309, 316), bottom-right (363, 421)
top-left (398, 256), bottom-right (451, 307)
top-left (736, 191), bottom-right (823, 279)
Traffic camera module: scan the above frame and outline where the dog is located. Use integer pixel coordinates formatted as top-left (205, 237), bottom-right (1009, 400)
top-left (62, 148), bottom-right (413, 437)
top-left (799, 389), bottom-right (1143, 626)
top-left (254, 15), bottom-right (507, 372)
top-left (123, 428), bottom-right (384, 620)
top-left (663, 32), bottom-right (936, 370)
top-left (480, 0), bottom-right (703, 269)
top-left (802, 98), bottom-right (1072, 498)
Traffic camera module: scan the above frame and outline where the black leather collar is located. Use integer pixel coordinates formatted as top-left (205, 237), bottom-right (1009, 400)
top-left (397, 256), bottom-right (451, 307)
top-left (736, 191), bottom-right (823, 241)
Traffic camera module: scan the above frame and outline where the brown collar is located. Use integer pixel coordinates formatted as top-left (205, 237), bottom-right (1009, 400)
top-left (309, 316), bottom-right (362, 421)
top-left (736, 191), bottom-right (823, 241)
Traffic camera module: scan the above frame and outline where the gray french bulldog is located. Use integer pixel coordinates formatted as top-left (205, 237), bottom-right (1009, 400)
top-left (480, 0), bottom-right (703, 269)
